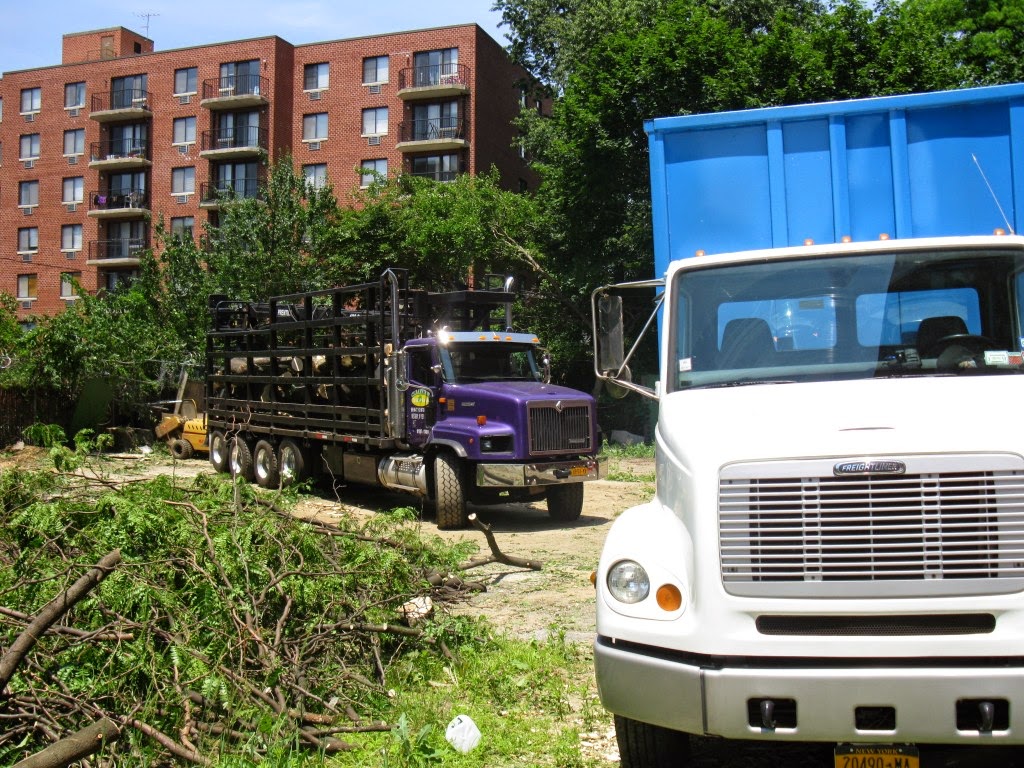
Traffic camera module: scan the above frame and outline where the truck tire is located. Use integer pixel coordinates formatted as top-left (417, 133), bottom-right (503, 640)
top-left (278, 439), bottom-right (308, 486)
top-left (208, 430), bottom-right (229, 473)
top-left (169, 437), bottom-right (193, 460)
top-left (546, 482), bottom-right (584, 522)
top-left (253, 440), bottom-right (280, 488)
top-left (615, 715), bottom-right (690, 768)
top-left (435, 453), bottom-right (469, 530)
top-left (229, 436), bottom-right (255, 481)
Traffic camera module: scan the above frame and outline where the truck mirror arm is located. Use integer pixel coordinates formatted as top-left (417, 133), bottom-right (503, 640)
top-left (591, 279), bottom-right (664, 402)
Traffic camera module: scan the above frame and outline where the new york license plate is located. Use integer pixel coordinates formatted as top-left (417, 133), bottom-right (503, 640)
top-left (834, 744), bottom-right (919, 768)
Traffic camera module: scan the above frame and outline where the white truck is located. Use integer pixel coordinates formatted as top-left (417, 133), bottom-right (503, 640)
top-left (592, 83), bottom-right (1024, 767)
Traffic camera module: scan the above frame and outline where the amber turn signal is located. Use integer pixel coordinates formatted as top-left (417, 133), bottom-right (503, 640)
top-left (656, 584), bottom-right (682, 612)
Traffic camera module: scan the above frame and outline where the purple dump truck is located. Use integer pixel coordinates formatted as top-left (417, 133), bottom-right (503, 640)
top-left (205, 268), bottom-right (604, 528)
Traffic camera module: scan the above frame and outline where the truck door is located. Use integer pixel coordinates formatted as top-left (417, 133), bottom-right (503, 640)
top-left (405, 346), bottom-right (439, 447)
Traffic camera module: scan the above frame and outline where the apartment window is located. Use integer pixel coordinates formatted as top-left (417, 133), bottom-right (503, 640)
top-left (65, 82), bottom-right (86, 108)
top-left (172, 167), bottom-right (195, 195)
top-left (303, 163), bottom-right (328, 190)
top-left (64, 128), bottom-right (85, 156)
top-left (18, 228), bottom-right (38, 253)
top-left (361, 107), bottom-right (388, 136)
top-left (103, 270), bottom-right (138, 292)
top-left (20, 88), bottom-right (41, 114)
top-left (219, 60), bottom-right (260, 95)
top-left (19, 180), bottom-right (39, 207)
top-left (360, 158), bottom-right (387, 187)
top-left (61, 272), bottom-right (81, 299)
top-left (174, 67), bottom-right (198, 95)
top-left (170, 216), bottom-right (194, 240)
top-left (304, 63), bottom-right (329, 91)
top-left (303, 113), bottom-right (328, 141)
top-left (19, 134), bottom-right (40, 160)
top-left (173, 116), bottom-right (197, 145)
top-left (362, 56), bottom-right (389, 85)
top-left (412, 154), bottom-right (460, 181)
top-left (413, 48), bottom-right (458, 86)
top-left (63, 177), bottom-right (84, 204)
top-left (62, 224), bottom-right (83, 252)
top-left (111, 74), bottom-right (147, 109)
top-left (17, 274), bottom-right (37, 300)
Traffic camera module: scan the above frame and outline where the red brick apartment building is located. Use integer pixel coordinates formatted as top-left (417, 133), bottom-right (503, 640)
top-left (0, 24), bottom-right (535, 318)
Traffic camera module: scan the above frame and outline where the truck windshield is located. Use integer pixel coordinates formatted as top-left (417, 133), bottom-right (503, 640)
top-left (670, 247), bottom-right (1024, 391)
top-left (441, 343), bottom-right (542, 383)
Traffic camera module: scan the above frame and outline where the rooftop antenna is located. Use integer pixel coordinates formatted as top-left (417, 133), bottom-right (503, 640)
top-left (135, 10), bottom-right (159, 38)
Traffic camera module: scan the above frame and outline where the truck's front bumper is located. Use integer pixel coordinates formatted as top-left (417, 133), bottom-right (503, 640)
top-left (476, 456), bottom-right (606, 487)
top-left (595, 636), bottom-right (1024, 744)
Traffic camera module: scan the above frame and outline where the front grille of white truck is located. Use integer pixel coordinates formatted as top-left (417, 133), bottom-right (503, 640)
top-left (719, 456), bottom-right (1024, 598)
top-left (527, 401), bottom-right (593, 455)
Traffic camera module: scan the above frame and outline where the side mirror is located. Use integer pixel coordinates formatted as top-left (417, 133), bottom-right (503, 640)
top-left (597, 293), bottom-right (625, 375)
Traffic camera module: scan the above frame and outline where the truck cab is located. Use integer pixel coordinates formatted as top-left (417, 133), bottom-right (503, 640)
top-left (591, 82), bottom-right (1024, 767)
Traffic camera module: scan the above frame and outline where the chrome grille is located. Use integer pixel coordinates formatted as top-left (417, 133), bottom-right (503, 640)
top-left (528, 401), bottom-right (592, 455)
top-left (720, 464), bottom-right (1024, 597)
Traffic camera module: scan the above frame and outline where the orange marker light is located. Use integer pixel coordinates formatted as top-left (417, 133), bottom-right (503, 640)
top-left (477, 415), bottom-right (487, 426)
top-left (841, 235), bottom-right (852, 243)
top-left (879, 233), bottom-right (890, 240)
top-left (656, 584), bottom-right (682, 612)
top-left (995, 228), bottom-right (1007, 236)
top-left (803, 238), bottom-right (814, 246)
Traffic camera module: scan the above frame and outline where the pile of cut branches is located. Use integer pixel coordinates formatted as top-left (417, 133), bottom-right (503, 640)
top-left (0, 465), bottom-right (481, 766)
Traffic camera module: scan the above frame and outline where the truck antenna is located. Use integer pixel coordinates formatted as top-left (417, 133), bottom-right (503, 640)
top-left (972, 153), bottom-right (1015, 235)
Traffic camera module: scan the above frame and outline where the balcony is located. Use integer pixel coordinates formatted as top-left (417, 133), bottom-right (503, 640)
top-left (90, 89), bottom-right (152, 122)
top-left (86, 237), bottom-right (149, 267)
top-left (396, 118), bottom-right (469, 153)
top-left (87, 188), bottom-right (150, 220)
top-left (201, 75), bottom-right (270, 110)
top-left (398, 63), bottom-right (470, 100)
top-left (200, 177), bottom-right (265, 209)
top-left (199, 126), bottom-right (268, 160)
top-left (409, 170), bottom-right (461, 182)
top-left (89, 138), bottom-right (152, 170)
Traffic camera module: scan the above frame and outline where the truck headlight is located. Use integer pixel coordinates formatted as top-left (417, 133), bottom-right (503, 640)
top-left (607, 560), bottom-right (650, 604)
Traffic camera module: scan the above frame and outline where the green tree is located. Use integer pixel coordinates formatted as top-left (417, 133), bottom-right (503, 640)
top-left (204, 157), bottom-right (342, 299)
top-left (495, 0), bottom-right (1024, 381)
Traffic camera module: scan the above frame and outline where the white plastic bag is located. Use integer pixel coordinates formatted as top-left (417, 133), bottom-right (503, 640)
top-left (445, 714), bottom-right (482, 753)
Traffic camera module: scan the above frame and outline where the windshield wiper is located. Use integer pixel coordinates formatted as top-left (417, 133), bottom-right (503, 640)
top-left (698, 379), bottom-right (797, 389)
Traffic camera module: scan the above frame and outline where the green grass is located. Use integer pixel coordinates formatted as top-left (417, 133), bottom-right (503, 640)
top-left (601, 441), bottom-right (656, 483)
top-left (329, 629), bottom-right (611, 767)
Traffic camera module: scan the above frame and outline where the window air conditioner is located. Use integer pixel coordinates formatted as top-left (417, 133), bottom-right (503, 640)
top-left (66, 203), bottom-right (78, 213)
top-left (178, 144), bottom-right (189, 155)
top-left (309, 141), bottom-right (321, 151)
top-left (24, 112), bottom-right (35, 122)
top-left (23, 159), bottom-right (35, 169)
top-left (367, 135), bottom-right (381, 146)
top-left (368, 84), bottom-right (381, 95)
top-left (308, 90), bottom-right (322, 101)
top-left (68, 108), bottom-right (80, 117)
top-left (179, 94), bottom-right (192, 105)
top-left (68, 155), bottom-right (78, 165)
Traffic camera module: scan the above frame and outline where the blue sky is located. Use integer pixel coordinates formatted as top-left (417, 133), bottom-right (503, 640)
top-left (0, 0), bottom-right (508, 74)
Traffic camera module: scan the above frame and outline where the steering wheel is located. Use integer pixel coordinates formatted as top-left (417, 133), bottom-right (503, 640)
top-left (931, 333), bottom-right (1000, 370)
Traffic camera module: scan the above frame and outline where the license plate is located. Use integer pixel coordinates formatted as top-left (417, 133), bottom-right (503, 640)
top-left (834, 744), bottom-right (919, 768)
top-left (569, 466), bottom-right (589, 477)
